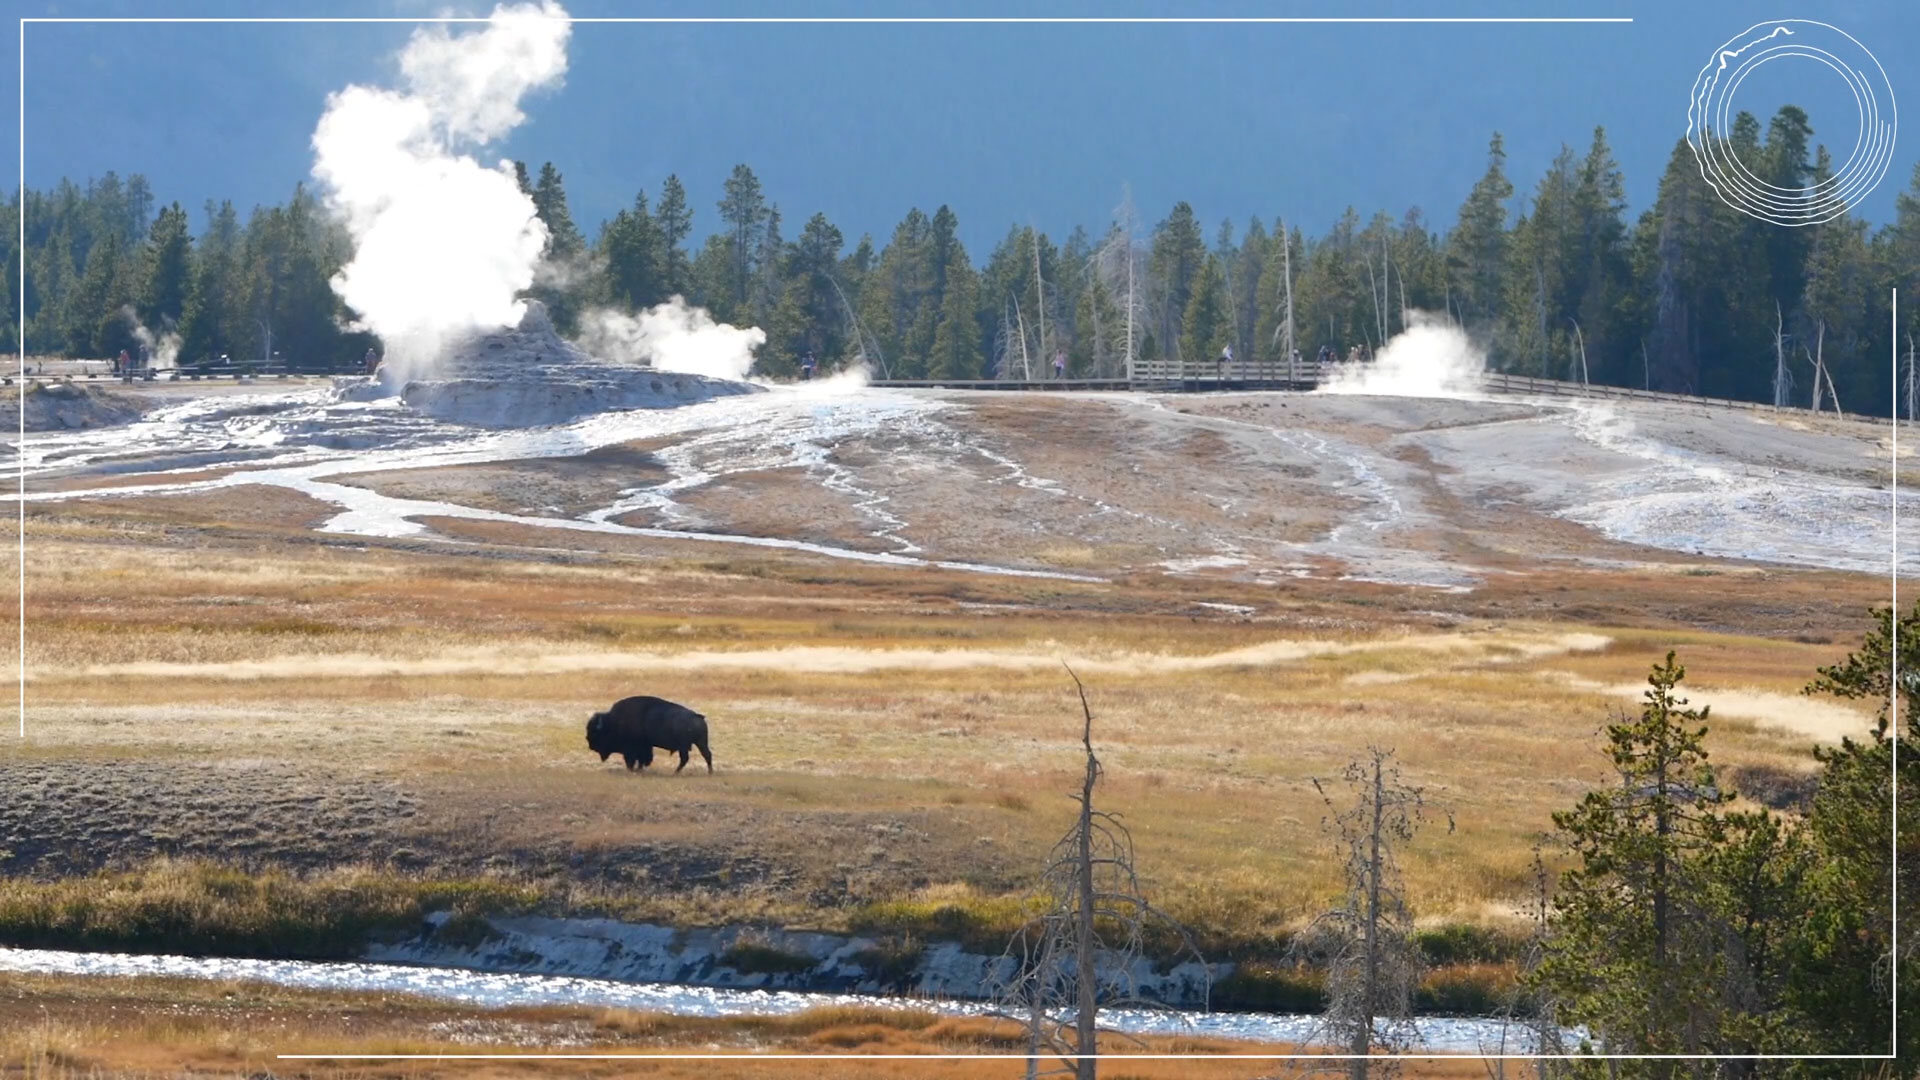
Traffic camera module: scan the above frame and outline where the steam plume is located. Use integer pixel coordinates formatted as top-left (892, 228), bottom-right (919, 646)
top-left (574, 299), bottom-right (768, 382)
top-left (310, 2), bottom-right (571, 377)
top-left (1317, 310), bottom-right (1487, 399)
top-left (121, 305), bottom-right (181, 371)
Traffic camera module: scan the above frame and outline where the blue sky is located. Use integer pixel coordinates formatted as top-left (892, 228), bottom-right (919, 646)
top-left (8, 0), bottom-right (1916, 255)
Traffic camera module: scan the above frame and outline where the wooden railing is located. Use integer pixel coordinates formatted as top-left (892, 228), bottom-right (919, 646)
top-left (869, 363), bottom-right (1908, 426)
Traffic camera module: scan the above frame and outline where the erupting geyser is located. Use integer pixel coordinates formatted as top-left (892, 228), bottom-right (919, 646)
top-left (312, 1), bottom-right (572, 376)
top-left (1318, 311), bottom-right (1488, 399)
top-left (314, 0), bottom-right (768, 430)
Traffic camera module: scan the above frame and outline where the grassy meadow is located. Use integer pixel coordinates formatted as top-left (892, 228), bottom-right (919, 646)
top-left (5, 498), bottom-right (1887, 969)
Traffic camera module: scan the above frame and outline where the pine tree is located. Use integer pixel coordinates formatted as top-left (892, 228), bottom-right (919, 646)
top-left (1232, 217), bottom-right (1267, 362)
top-left (65, 231), bottom-right (129, 356)
top-left (531, 162), bottom-right (584, 261)
top-left (524, 163), bottom-right (587, 332)
top-left (655, 174), bottom-right (693, 297)
top-left (1179, 254), bottom-right (1229, 370)
top-left (1500, 146), bottom-right (1578, 375)
top-left (270, 185), bottom-right (349, 369)
top-left (138, 202), bottom-right (193, 329)
top-left (869, 208), bottom-right (936, 374)
top-left (787, 211), bottom-right (845, 359)
top-left (930, 206), bottom-right (961, 297)
top-left (750, 204), bottom-right (785, 324)
top-left (178, 201), bottom-right (241, 366)
top-left (14, 102), bottom-right (1915, 405)
top-left (599, 190), bottom-right (664, 311)
top-left (855, 259), bottom-right (900, 377)
top-left (0, 196), bottom-right (16, 355)
top-left (833, 233), bottom-right (882, 372)
top-left (1790, 605), bottom-right (1920, 1060)
top-left (1570, 127), bottom-right (1632, 385)
top-left (1801, 203), bottom-right (1872, 414)
top-left (1538, 653), bottom-right (1803, 1063)
top-left (1294, 207), bottom-right (1368, 358)
top-left (718, 164), bottom-right (769, 312)
top-left (1147, 202), bottom-right (1205, 364)
top-left (1447, 133), bottom-right (1513, 339)
top-left (24, 224), bottom-right (75, 355)
top-left (122, 174), bottom-right (154, 248)
top-left (929, 254), bottom-right (981, 380)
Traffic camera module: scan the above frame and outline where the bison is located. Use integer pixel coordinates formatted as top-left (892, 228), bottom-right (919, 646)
top-left (586, 696), bottom-right (714, 774)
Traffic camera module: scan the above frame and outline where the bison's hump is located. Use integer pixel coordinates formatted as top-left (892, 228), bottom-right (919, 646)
top-left (611, 695), bottom-right (702, 720)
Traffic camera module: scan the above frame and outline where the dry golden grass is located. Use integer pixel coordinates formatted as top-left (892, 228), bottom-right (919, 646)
top-left (0, 971), bottom-right (1490, 1079)
top-left (4, 501), bottom-right (1886, 945)
top-left (2, 385), bottom-right (1901, 1078)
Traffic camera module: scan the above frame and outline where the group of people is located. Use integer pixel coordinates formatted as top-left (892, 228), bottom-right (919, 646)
top-left (1314, 343), bottom-right (1374, 367)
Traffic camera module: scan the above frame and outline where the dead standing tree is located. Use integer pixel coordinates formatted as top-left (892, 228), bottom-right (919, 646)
top-left (1093, 191), bottom-right (1150, 381)
top-left (1292, 746), bottom-right (1450, 1080)
top-left (1272, 216), bottom-right (1296, 371)
top-left (1771, 304), bottom-right (1792, 410)
top-left (995, 667), bottom-right (1208, 1080)
top-left (1905, 333), bottom-right (1916, 422)
top-left (827, 272), bottom-right (887, 379)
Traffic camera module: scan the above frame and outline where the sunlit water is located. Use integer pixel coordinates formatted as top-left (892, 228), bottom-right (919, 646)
top-left (0, 946), bottom-right (1551, 1053)
top-left (9, 383), bottom-right (1102, 583)
top-left (12, 376), bottom-right (1908, 586)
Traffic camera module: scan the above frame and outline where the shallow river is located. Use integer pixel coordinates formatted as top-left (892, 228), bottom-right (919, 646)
top-left (0, 946), bottom-right (1552, 1053)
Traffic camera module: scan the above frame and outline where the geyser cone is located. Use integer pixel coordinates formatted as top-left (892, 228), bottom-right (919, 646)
top-left (335, 301), bottom-right (762, 429)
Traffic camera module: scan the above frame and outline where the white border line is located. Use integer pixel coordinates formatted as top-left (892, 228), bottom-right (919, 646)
top-left (271, 1052), bottom-right (1881, 1062)
top-left (14, 16), bottom-right (20, 740)
top-left (11, 8), bottom-right (1889, 1060)
top-left (25, 16), bottom-right (1633, 23)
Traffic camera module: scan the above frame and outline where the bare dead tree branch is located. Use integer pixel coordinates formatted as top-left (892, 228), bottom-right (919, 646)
top-left (1906, 334), bottom-right (1916, 422)
top-left (827, 272), bottom-right (886, 379)
top-left (1771, 303), bottom-right (1789, 410)
top-left (993, 666), bottom-right (1210, 1080)
top-left (1567, 317), bottom-right (1588, 387)
top-left (1291, 746), bottom-right (1452, 1080)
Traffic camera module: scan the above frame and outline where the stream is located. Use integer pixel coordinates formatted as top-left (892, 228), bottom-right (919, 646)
top-left (0, 946), bottom-right (1554, 1053)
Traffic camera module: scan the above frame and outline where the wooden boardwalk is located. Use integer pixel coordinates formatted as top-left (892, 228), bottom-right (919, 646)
top-left (870, 364), bottom-right (1909, 428)
top-left (871, 357), bottom-right (1329, 393)
top-left (14, 358), bottom-right (1904, 429)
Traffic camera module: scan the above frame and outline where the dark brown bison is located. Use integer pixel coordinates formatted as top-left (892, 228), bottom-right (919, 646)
top-left (586, 696), bottom-right (713, 774)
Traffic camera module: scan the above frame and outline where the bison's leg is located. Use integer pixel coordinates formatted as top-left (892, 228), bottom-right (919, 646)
top-left (674, 748), bottom-right (690, 774)
top-left (622, 753), bottom-right (637, 770)
top-left (696, 740), bottom-right (713, 774)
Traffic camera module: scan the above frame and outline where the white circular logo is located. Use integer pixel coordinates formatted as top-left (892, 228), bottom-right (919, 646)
top-left (1686, 19), bottom-right (1898, 227)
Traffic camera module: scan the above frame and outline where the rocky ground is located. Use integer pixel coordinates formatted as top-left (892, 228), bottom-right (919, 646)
top-left (2, 370), bottom-right (1902, 950)
top-left (18, 376), bottom-right (1911, 588)
top-left (0, 382), bottom-right (150, 433)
